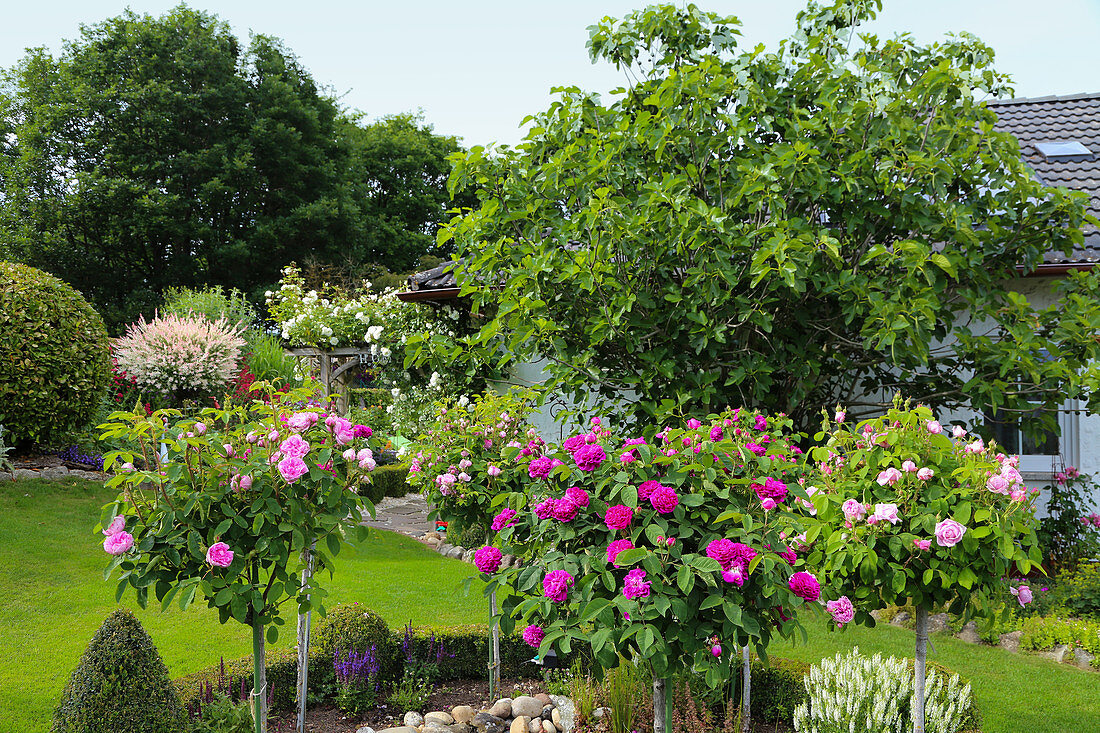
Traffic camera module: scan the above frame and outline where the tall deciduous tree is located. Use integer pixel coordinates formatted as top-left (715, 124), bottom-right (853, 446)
top-left (0, 8), bottom-right (461, 331)
top-left (442, 0), bottom-right (1100, 434)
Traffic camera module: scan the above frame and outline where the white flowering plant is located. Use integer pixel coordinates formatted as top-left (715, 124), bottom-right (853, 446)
top-left (267, 264), bottom-right (477, 436)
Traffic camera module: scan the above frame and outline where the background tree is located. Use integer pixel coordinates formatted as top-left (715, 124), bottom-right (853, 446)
top-left (442, 0), bottom-right (1100, 435)
top-left (0, 7), bottom-right (465, 331)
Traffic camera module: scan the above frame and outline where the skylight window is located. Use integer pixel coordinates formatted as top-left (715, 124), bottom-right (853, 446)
top-left (1034, 141), bottom-right (1094, 161)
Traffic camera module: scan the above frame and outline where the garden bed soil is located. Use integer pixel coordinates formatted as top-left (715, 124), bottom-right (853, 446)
top-left (267, 677), bottom-right (793, 733)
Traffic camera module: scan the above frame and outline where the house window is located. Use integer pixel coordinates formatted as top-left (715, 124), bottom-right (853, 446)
top-left (983, 401), bottom-right (1079, 474)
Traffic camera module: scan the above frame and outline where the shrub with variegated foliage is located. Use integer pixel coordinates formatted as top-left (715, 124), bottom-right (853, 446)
top-left (114, 313), bottom-right (245, 403)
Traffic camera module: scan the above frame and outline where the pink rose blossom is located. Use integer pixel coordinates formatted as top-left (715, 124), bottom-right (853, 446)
top-left (871, 503), bottom-right (900, 525)
top-left (543, 569), bottom-right (574, 602)
top-left (206, 542), bottom-right (234, 567)
top-left (474, 546), bottom-right (502, 573)
top-left (522, 625), bottom-right (544, 648)
top-left (193, 422), bottom-right (207, 435)
top-left (952, 425), bottom-right (967, 439)
top-left (342, 448), bottom-right (357, 461)
top-left (279, 434), bottom-right (311, 458)
top-left (876, 468), bottom-right (902, 486)
top-left (1010, 585), bottom-right (1033, 607)
top-left (934, 518), bottom-right (967, 547)
top-left (834, 410), bottom-right (846, 423)
top-left (620, 452), bottom-right (636, 463)
top-left (761, 498), bottom-right (777, 511)
top-left (622, 568), bottom-right (651, 599)
top-left (711, 643), bottom-right (722, 658)
top-left (604, 504), bottom-right (634, 530)
top-left (913, 539), bottom-right (932, 551)
top-left (916, 467), bottom-right (934, 481)
top-left (487, 465), bottom-right (501, 477)
top-left (278, 456), bottom-right (310, 484)
top-left (238, 475), bottom-right (253, 491)
top-left (788, 571), bottom-right (821, 602)
top-left (902, 460), bottom-right (917, 473)
top-left (286, 412), bottom-right (319, 432)
top-left (607, 539), bottom-right (635, 566)
top-left (842, 499), bottom-right (866, 522)
top-left (492, 508), bottom-right (517, 532)
top-left (650, 485), bottom-right (680, 514)
top-left (1010, 489), bottom-right (1026, 502)
top-left (103, 531), bottom-right (134, 555)
top-left (826, 596), bottom-right (855, 627)
top-left (926, 420), bottom-right (942, 434)
top-left (986, 474), bottom-right (1010, 493)
top-left (102, 516), bottom-right (126, 537)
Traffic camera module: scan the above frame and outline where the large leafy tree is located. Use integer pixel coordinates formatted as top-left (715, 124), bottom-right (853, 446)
top-left (0, 8), bottom-right (459, 331)
top-left (442, 0), bottom-right (1100, 434)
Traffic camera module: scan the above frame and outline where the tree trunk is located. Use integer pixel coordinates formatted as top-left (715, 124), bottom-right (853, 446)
top-left (296, 543), bottom-right (315, 733)
top-left (652, 677), bottom-right (667, 733)
top-left (741, 646), bottom-right (751, 733)
top-left (252, 612), bottom-right (268, 733)
top-left (913, 606), bottom-right (928, 733)
top-left (489, 590), bottom-right (501, 701)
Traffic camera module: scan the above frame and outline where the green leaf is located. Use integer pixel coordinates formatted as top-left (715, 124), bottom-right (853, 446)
top-left (613, 548), bottom-right (647, 566)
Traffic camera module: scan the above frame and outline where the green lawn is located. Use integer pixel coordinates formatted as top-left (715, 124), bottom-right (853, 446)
top-left (3, 479), bottom-right (1099, 733)
top-left (0, 479), bottom-right (489, 733)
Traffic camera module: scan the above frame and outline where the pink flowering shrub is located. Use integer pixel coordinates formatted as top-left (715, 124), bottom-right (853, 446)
top-left (113, 313), bottom-right (245, 404)
top-left (97, 386), bottom-right (378, 676)
top-left (804, 400), bottom-right (1040, 628)
top-left (481, 409), bottom-right (814, 686)
top-left (406, 390), bottom-right (537, 540)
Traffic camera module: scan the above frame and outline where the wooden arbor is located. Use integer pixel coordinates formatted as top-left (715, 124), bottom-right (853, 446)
top-left (286, 347), bottom-right (388, 413)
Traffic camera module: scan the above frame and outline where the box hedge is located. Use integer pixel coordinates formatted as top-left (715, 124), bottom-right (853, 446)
top-left (363, 464), bottom-right (411, 504)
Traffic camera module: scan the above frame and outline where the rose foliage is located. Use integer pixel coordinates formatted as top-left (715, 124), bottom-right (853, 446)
top-left (478, 409), bottom-right (818, 688)
top-left (804, 401), bottom-right (1040, 626)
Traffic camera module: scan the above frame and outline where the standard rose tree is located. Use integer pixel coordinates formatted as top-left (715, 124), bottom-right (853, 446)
top-left (97, 387), bottom-right (378, 733)
top-left (803, 400), bottom-right (1040, 733)
top-left (476, 410), bottom-right (816, 733)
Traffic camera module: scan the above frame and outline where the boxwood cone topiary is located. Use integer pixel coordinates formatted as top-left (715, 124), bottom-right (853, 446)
top-left (53, 609), bottom-right (187, 733)
top-left (0, 262), bottom-right (110, 450)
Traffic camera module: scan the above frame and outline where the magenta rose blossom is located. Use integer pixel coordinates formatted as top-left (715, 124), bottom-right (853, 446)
top-left (492, 508), bottom-right (517, 532)
top-left (722, 566), bottom-right (745, 586)
top-left (543, 570), bottom-right (574, 602)
top-left (103, 531), bottom-right (134, 555)
top-left (622, 568), bottom-right (651, 599)
top-left (278, 455), bottom-right (310, 483)
top-left (533, 498), bottom-right (556, 520)
top-left (286, 411), bottom-right (319, 432)
top-left (102, 515), bottom-right (126, 537)
top-left (706, 539), bottom-right (757, 570)
top-left (753, 477), bottom-right (787, 503)
top-left (528, 455), bottom-right (554, 479)
top-left (934, 518), bottom-right (967, 547)
top-left (562, 434), bottom-right (587, 453)
top-left (649, 484), bottom-right (680, 514)
top-left (604, 504), bottom-right (634, 530)
top-left (607, 539), bottom-right (635, 566)
top-left (522, 624), bottom-right (545, 648)
top-left (573, 443), bottom-right (608, 471)
top-left (1011, 585), bottom-right (1034, 607)
top-left (826, 596), bottom-right (855, 627)
top-left (709, 425), bottom-right (724, 441)
top-left (638, 480), bottom-right (662, 499)
top-left (788, 571), bottom-right (821, 602)
top-left (564, 486), bottom-right (590, 508)
top-left (552, 498), bottom-right (579, 522)
top-left (206, 542), bottom-right (234, 568)
top-left (474, 546), bottom-right (502, 573)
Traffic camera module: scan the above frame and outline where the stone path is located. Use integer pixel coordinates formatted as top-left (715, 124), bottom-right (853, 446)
top-left (362, 493), bottom-right (437, 537)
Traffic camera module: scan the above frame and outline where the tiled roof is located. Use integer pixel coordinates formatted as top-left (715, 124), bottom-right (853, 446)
top-left (989, 92), bottom-right (1100, 268)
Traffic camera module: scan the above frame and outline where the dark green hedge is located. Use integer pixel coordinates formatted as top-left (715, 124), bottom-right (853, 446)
top-left (175, 649), bottom-right (301, 713)
top-left (749, 657), bottom-right (810, 724)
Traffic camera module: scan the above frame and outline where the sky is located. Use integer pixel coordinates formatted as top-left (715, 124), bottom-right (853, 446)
top-left (2, 0), bottom-right (1099, 148)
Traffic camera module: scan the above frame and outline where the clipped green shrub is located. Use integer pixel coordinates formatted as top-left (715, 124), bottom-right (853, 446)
top-left (750, 657), bottom-right (811, 724)
top-left (0, 262), bottom-right (110, 449)
top-left (52, 609), bottom-right (186, 733)
top-left (362, 464), bottom-right (411, 504)
top-left (315, 603), bottom-right (396, 678)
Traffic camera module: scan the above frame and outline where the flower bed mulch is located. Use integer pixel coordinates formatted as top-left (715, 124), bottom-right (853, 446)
top-left (267, 677), bottom-right (793, 733)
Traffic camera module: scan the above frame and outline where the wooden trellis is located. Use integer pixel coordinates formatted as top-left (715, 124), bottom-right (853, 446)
top-left (286, 347), bottom-right (388, 413)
